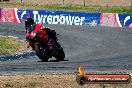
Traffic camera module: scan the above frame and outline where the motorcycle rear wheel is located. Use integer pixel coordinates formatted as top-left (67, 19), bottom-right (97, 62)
top-left (35, 44), bottom-right (49, 62)
top-left (55, 49), bottom-right (65, 61)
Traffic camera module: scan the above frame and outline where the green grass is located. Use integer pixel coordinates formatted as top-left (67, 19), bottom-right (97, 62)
top-left (4, 82), bottom-right (14, 87)
top-left (0, 2), bottom-right (132, 14)
top-left (0, 37), bottom-right (27, 55)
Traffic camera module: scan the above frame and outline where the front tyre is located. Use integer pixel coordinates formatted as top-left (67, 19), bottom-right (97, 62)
top-left (35, 44), bottom-right (49, 62)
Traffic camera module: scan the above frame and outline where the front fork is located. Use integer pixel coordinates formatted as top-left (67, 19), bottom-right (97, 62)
top-left (27, 40), bottom-right (37, 51)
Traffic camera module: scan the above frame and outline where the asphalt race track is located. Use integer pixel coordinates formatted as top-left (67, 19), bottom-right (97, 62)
top-left (0, 22), bottom-right (132, 73)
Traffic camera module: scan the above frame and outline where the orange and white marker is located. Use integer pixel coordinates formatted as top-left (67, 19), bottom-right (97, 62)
top-left (76, 66), bottom-right (131, 85)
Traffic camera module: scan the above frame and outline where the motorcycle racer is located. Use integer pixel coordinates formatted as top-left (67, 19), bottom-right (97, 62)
top-left (25, 18), bottom-right (59, 48)
top-left (25, 18), bottom-right (65, 61)
top-left (25, 18), bottom-right (55, 37)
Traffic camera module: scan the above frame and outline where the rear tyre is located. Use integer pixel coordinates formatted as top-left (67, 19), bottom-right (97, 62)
top-left (55, 49), bottom-right (65, 61)
top-left (35, 44), bottom-right (49, 62)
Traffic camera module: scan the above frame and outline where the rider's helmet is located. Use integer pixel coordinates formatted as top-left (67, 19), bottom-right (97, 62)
top-left (25, 18), bottom-right (34, 30)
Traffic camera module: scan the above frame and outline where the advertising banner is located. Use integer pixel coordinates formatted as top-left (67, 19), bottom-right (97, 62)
top-left (116, 14), bottom-right (132, 28)
top-left (1, 8), bottom-right (18, 22)
top-left (100, 13), bottom-right (119, 27)
top-left (16, 9), bottom-right (100, 26)
top-left (101, 13), bottom-right (132, 28)
top-left (0, 8), bottom-right (1, 22)
top-left (0, 8), bottom-right (131, 28)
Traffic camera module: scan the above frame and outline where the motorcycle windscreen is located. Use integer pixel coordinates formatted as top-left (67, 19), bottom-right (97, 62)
top-left (27, 25), bottom-right (34, 33)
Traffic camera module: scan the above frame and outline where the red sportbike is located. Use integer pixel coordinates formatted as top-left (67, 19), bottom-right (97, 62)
top-left (26, 24), bottom-right (65, 61)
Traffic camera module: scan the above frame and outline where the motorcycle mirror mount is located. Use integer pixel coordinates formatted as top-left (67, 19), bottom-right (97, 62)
top-left (56, 34), bottom-right (59, 36)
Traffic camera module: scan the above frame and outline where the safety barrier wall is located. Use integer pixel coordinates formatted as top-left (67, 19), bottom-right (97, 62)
top-left (0, 8), bottom-right (132, 28)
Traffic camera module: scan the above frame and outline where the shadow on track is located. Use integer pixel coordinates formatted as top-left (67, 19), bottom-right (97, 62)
top-left (38, 59), bottom-right (69, 62)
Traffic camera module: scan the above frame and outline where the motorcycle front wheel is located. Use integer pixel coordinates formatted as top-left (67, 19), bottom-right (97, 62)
top-left (35, 44), bottom-right (49, 62)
